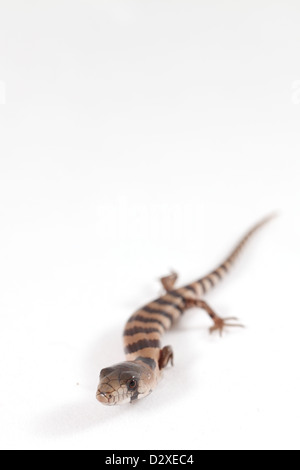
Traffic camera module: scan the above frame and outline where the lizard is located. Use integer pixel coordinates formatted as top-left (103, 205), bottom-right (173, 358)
top-left (96, 215), bottom-right (275, 406)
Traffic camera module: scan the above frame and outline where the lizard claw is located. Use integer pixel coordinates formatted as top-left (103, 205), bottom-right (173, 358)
top-left (209, 317), bottom-right (244, 337)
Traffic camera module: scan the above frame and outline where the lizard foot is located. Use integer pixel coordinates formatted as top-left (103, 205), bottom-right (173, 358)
top-left (160, 271), bottom-right (178, 292)
top-left (209, 317), bottom-right (244, 337)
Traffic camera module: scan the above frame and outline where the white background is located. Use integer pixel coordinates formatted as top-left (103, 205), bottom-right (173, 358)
top-left (0, 1), bottom-right (300, 451)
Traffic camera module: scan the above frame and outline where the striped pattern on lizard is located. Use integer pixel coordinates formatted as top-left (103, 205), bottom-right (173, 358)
top-left (96, 215), bottom-right (275, 406)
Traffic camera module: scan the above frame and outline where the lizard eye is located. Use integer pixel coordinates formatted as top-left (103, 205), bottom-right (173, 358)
top-left (128, 379), bottom-right (137, 390)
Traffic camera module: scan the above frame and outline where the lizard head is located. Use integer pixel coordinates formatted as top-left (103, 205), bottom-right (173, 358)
top-left (96, 360), bottom-right (156, 405)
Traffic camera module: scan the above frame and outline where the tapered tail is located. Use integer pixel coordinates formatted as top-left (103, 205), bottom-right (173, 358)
top-left (185, 214), bottom-right (277, 296)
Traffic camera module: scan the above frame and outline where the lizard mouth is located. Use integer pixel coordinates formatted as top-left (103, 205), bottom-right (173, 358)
top-left (96, 390), bottom-right (117, 405)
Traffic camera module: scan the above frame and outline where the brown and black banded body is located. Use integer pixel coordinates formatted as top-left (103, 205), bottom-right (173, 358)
top-left (97, 215), bottom-right (275, 406)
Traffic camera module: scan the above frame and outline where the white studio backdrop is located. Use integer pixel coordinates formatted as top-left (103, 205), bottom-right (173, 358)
top-left (0, 1), bottom-right (300, 450)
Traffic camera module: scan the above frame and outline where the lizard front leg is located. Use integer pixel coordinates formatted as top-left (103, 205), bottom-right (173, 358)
top-left (158, 346), bottom-right (174, 370)
top-left (186, 298), bottom-right (244, 336)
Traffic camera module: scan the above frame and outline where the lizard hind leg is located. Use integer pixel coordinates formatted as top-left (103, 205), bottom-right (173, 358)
top-left (160, 271), bottom-right (178, 292)
top-left (188, 299), bottom-right (244, 337)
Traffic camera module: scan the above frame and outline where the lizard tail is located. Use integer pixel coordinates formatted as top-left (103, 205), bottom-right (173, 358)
top-left (183, 213), bottom-right (277, 297)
